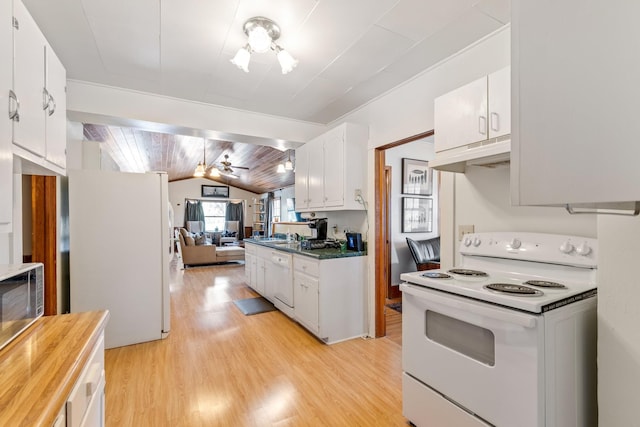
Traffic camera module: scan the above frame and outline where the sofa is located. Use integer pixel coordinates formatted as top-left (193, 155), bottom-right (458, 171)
top-left (177, 228), bottom-right (245, 267)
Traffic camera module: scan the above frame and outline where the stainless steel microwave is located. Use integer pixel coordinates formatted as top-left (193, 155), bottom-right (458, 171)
top-left (0, 263), bottom-right (44, 351)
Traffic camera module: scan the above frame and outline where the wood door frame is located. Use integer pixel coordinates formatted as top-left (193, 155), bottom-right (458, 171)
top-left (374, 130), bottom-right (434, 337)
top-left (31, 175), bottom-right (57, 315)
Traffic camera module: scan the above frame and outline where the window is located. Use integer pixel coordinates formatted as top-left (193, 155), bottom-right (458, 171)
top-left (202, 200), bottom-right (227, 232)
top-left (271, 197), bottom-right (281, 223)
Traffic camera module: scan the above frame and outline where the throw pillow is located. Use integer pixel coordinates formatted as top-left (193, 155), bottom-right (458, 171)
top-left (195, 235), bottom-right (206, 246)
top-left (185, 236), bottom-right (195, 246)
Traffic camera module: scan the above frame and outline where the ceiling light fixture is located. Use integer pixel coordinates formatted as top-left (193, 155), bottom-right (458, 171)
top-left (230, 17), bottom-right (298, 74)
top-left (194, 139), bottom-right (207, 177)
top-left (277, 150), bottom-right (294, 173)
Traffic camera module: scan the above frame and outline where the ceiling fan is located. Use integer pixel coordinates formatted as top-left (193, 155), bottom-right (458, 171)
top-left (193, 140), bottom-right (249, 180)
top-left (216, 154), bottom-right (249, 177)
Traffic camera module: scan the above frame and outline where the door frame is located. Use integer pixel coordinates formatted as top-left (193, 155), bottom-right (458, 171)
top-left (374, 130), bottom-right (434, 337)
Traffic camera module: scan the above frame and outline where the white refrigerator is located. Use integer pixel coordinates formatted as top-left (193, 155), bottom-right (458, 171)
top-left (69, 169), bottom-right (171, 349)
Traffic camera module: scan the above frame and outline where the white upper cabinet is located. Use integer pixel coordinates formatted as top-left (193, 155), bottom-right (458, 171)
top-left (294, 143), bottom-right (311, 210)
top-left (432, 66), bottom-right (511, 172)
top-left (295, 123), bottom-right (368, 212)
top-left (44, 43), bottom-right (67, 169)
top-left (12, 0), bottom-right (46, 156)
top-left (0, 0), bottom-right (13, 231)
top-left (435, 76), bottom-right (488, 152)
top-left (11, 0), bottom-right (67, 174)
top-left (511, 0), bottom-right (640, 208)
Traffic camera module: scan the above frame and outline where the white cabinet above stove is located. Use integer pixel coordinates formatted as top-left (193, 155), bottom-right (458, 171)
top-left (432, 67), bottom-right (510, 173)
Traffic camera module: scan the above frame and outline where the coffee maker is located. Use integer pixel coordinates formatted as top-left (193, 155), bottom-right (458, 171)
top-left (307, 218), bottom-right (328, 241)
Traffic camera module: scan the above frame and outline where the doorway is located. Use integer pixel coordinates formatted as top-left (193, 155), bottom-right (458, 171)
top-left (374, 130), bottom-right (434, 337)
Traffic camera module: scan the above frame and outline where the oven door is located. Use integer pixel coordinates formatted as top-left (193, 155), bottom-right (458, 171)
top-left (401, 283), bottom-right (543, 427)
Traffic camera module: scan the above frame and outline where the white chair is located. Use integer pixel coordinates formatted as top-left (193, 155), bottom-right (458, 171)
top-left (220, 220), bottom-right (239, 245)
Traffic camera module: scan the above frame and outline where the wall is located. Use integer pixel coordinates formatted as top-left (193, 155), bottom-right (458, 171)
top-left (333, 26), bottom-right (597, 336)
top-left (385, 136), bottom-right (438, 284)
top-left (168, 178), bottom-right (260, 228)
top-left (452, 165), bottom-right (596, 265)
top-left (597, 215), bottom-right (640, 426)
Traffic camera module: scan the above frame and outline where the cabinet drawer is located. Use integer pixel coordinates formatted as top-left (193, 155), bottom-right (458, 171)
top-left (66, 334), bottom-right (105, 427)
top-left (293, 255), bottom-right (319, 277)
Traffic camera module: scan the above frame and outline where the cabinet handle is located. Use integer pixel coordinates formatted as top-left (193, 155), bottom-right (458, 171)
top-left (42, 88), bottom-right (49, 110)
top-left (48, 94), bottom-right (56, 116)
top-left (565, 203), bottom-right (640, 216)
top-left (8, 90), bottom-right (20, 122)
top-left (478, 116), bottom-right (487, 135)
top-left (490, 112), bottom-right (499, 132)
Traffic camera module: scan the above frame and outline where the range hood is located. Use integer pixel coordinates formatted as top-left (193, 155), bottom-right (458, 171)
top-left (429, 137), bottom-right (510, 173)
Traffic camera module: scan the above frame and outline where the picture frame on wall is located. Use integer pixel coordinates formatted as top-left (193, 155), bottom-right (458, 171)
top-left (201, 185), bottom-right (229, 198)
top-left (402, 158), bottom-right (432, 195)
top-left (402, 197), bottom-right (433, 233)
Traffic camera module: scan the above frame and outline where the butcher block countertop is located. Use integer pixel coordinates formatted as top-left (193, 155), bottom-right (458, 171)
top-left (0, 310), bottom-right (109, 426)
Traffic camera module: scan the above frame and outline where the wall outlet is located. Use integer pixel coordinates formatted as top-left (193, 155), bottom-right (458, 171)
top-left (458, 224), bottom-right (475, 241)
top-left (354, 189), bottom-right (362, 201)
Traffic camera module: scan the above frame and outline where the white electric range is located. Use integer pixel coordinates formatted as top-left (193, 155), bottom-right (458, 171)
top-left (400, 232), bottom-right (598, 427)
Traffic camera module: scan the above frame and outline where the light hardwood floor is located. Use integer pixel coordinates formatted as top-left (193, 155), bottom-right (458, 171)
top-left (104, 261), bottom-right (406, 426)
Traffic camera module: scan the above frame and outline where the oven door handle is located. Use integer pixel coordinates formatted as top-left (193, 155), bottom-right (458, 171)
top-left (401, 283), bottom-right (537, 329)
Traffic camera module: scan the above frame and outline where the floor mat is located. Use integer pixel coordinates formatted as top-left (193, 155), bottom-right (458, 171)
top-left (234, 297), bottom-right (277, 316)
top-left (387, 302), bottom-right (402, 314)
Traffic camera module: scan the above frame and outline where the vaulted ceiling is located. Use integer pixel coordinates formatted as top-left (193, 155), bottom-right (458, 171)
top-left (23, 0), bottom-right (510, 193)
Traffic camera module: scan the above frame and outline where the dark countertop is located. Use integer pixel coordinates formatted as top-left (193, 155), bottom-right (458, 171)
top-left (244, 238), bottom-right (367, 260)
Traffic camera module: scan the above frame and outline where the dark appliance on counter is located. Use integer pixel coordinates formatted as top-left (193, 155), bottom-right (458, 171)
top-left (346, 232), bottom-right (364, 251)
top-left (307, 218), bottom-right (328, 240)
top-left (300, 239), bottom-right (341, 250)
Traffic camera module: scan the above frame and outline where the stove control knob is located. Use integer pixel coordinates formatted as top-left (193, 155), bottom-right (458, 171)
top-left (560, 240), bottom-right (575, 254)
top-left (473, 237), bottom-right (482, 247)
top-left (463, 237), bottom-right (472, 247)
top-left (576, 241), bottom-right (592, 256)
top-left (510, 238), bottom-right (522, 249)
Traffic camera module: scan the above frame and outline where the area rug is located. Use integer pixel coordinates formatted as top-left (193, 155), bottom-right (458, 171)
top-left (233, 297), bottom-right (277, 316)
top-left (387, 302), bottom-right (402, 314)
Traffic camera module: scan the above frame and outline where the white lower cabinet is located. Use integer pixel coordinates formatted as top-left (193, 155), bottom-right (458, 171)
top-left (65, 333), bottom-right (105, 427)
top-left (293, 271), bottom-right (319, 335)
top-left (293, 254), bottom-right (367, 344)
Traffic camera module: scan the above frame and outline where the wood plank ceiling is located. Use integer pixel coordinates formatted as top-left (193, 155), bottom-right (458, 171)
top-left (83, 124), bottom-right (295, 194)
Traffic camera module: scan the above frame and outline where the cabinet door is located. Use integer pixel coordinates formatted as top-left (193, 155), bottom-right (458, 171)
top-left (511, 0), bottom-right (640, 206)
top-left (256, 257), bottom-right (266, 296)
top-left (0, 0), bottom-right (12, 230)
top-left (487, 67), bottom-right (510, 139)
top-left (294, 272), bottom-right (319, 334)
top-left (13, 1), bottom-right (46, 156)
top-left (44, 44), bottom-right (67, 168)
top-left (244, 253), bottom-right (254, 287)
top-left (294, 144), bottom-right (310, 210)
top-left (307, 139), bottom-right (324, 209)
top-left (323, 130), bottom-right (344, 207)
top-left (434, 76), bottom-right (488, 152)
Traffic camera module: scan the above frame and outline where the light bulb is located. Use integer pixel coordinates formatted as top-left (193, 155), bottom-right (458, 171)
top-left (276, 47), bottom-right (298, 74)
top-left (230, 45), bottom-right (251, 72)
top-left (210, 168), bottom-right (220, 177)
top-left (194, 163), bottom-right (205, 177)
top-left (248, 26), bottom-right (272, 53)
top-left (284, 160), bottom-right (293, 171)
top-left (276, 164), bottom-right (286, 173)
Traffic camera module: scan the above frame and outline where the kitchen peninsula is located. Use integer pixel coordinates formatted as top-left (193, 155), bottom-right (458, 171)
top-left (0, 311), bottom-right (109, 426)
top-left (244, 238), bottom-right (367, 344)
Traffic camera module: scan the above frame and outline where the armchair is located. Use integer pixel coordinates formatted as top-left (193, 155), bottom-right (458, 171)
top-left (406, 236), bottom-right (441, 271)
top-left (220, 220), bottom-right (239, 245)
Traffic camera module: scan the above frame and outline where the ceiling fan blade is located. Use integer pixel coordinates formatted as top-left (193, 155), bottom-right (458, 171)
top-left (233, 166), bottom-right (250, 170)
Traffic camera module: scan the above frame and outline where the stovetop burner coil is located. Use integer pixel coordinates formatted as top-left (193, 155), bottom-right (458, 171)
top-left (484, 283), bottom-right (543, 296)
top-left (448, 268), bottom-right (489, 277)
top-left (523, 280), bottom-right (566, 289)
top-left (421, 272), bottom-right (452, 279)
